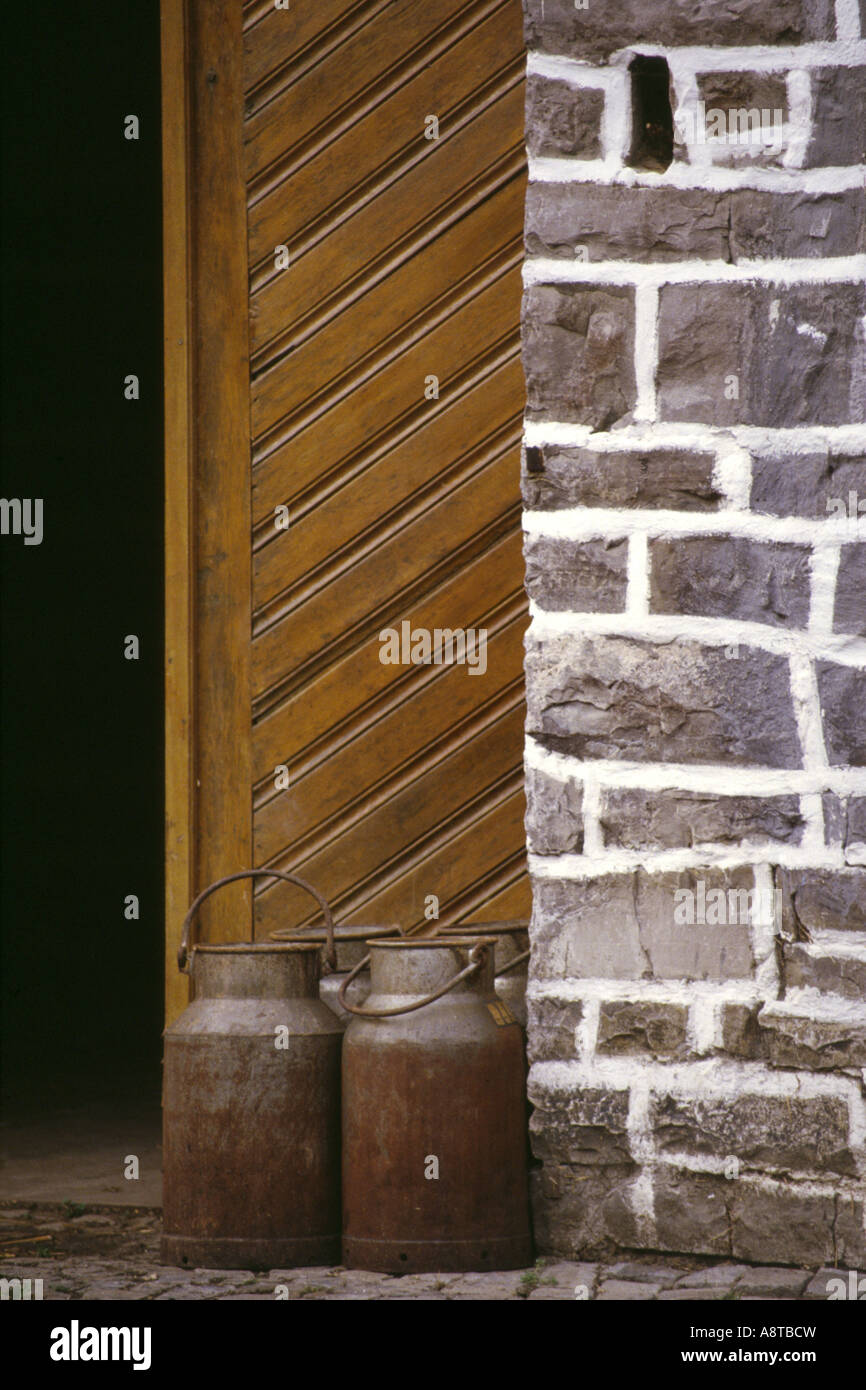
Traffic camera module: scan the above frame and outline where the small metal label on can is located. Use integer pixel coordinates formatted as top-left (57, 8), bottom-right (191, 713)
top-left (487, 1000), bottom-right (517, 1027)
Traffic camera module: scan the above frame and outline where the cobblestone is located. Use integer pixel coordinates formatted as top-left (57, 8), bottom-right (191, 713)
top-left (0, 1202), bottom-right (842, 1301)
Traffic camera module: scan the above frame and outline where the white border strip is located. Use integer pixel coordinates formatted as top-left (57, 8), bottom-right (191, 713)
top-left (523, 254), bottom-right (866, 286)
top-left (524, 607), bottom-right (866, 667)
top-left (523, 507), bottom-right (866, 545)
top-left (524, 738), bottom-right (866, 797)
top-left (529, 155), bottom-right (866, 192)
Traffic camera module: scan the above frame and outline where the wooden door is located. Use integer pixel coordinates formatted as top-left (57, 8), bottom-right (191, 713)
top-left (163, 0), bottom-right (529, 1018)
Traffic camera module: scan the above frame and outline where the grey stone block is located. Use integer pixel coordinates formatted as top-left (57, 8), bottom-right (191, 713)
top-left (526, 75), bottom-right (604, 159)
top-left (729, 189), bottom-right (866, 260)
top-left (526, 996), bottom-right (584, 1063)
top-left (721, 1003), bottom-right (768, 1060)
top-left (649, 537), bottom-right (812, 629)
top-left (522, 443), bottom-right (721, 512)
top-left (523, 0), bottom-right (834, 60)
top-left (530, 1163), bottom-right (638, 1258)
top-left (522, 284), bottom-right (636, 428)
top-left (834, 545), bottom-right (866, 636)
top-left (525, 766), bottom-right (584, 855)
top-left (692, 72), bottom-right (789, 168)
top-left (760, 1001), bottom-right (866, 1071)
top-left (804, 68), bottom-right (866, 168)
top-left (596, 1279), bottom-right (662, 1300)
top-left (835, 1196), bottom-right (866, 1269)
top-left (529, 1084), bottom-right (632, 1165)
top-left (750, 448), bottom-right (865, 518)
top-left (785, 941), bottom-right (866, 1000)
top-left (530, 868), bottom-right (756, 983)
top-left (652, 1093), bottom-right (856, 1175)
top-left (653, 1171), bottom-right (732, 1257)
top-left (817, 663), bottom-right (866, 766)
top-left (525, 633), bottom-right (802, 768)
top-left (597, 999), bottom-right (690, 1059)
top-left (657, 282), bottom-right (866, 427)
top-left (733, 1267), bottom-right (811, 1296)
top-left (731, 1184), bottom-right (836, 1266)
top-left (524, 535), bottom-right (628, 612)
top-left (776, 867), bottom-right (866, 934)
top-left (526, 184), bottom-right (730, 261)
top-left (600, 788), bottom-right (804, 850)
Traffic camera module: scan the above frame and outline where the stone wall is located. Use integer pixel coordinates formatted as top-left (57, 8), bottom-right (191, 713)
top-left (520, 0), bottom-right (866, 1267)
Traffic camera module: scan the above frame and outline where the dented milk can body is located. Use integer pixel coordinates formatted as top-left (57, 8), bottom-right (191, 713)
top-left (440, 921), bottom-right (529, 1028)
top-left (340, 938), bottom-right (532, 1273)
top-left (162, 871), bottom-right (342, 1271)
top-left (269, 924), bottom-right (402, 1022)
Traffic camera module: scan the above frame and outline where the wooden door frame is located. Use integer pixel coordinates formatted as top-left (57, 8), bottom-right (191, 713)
top-left (161, 0), bottom-right (253, 1022)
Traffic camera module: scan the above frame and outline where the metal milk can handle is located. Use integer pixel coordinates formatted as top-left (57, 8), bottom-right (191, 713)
top-left (178, 869), bottom-right (337, 975)
top-left (336, 942), bottom-right (488, 1018)
top-left (495, 948), bottom-right (530, 978)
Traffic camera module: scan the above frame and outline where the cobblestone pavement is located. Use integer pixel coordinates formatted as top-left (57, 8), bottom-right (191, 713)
top-left (0, 1203), bottom-right (854, 1301)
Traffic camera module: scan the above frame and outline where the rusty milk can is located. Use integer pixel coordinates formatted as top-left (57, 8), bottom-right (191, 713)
top-left (162, 870), bottom-right (342, 1271)
top-left (339, 937), bottom-right (533, 1273)
top-left (439, 921), bottom-right (530, 1027)
top-left (269, 923), bottom-right (402, 1022)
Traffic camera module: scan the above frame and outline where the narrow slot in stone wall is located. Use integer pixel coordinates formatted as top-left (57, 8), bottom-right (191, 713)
top-left (520, 0), bottom-right (866, 1268)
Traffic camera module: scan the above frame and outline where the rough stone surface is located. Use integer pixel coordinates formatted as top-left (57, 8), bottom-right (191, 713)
top-left (652, 1093), bottom-right (856, 1175)
top-left (524, 766), bottom-right (584, 855)
top-left (834, 544), bottom-right (866, 636)
top-left (524, 535), bottom-right (628, 611)
top-left (526, 185), bottom-right (866, 262)
top-left (596, 1279), bottom-right (665, 1300)
top-left (597, 999), bottom-right (689, 1059)
top-left (526, 75), bottom-right (604, 159)
top-left (522, 284), bottom-right (636, 428)
top-left (0, 1203), bottom-right (844, 1297)
top-left (526, 184), bottom-right (730, 261)
top-left (820, 791), bottom-right (866, 860)
top-left (656, 282), bottom-right (866, 427)
top-left (522, 443), bottom-right (721, 511)
top-left (649, 537), bottom-right (812, 629)
top-left (750, 448), bottom-right (865, 518)
top-left (523, 0), bottom-right (835, 60)
top-left (692, 73), bottom-right (789, 167)
top-left (526, 996), bottom-right (583, 1063)
top-left (835, 1196), bottom-right (866, 1269)
top-left (721, 1003), bottom-right (768, 1060)
top-left (600, 788), bottom-right (804, 850)
top-left (785, 941), bottom-right (866, 1000)
top-left (847, 798), bottom-right (866, 856)
top-left (817, 664), bottom-right (866, 766)
top-left (729, 188), bottom-right (866, 260)
top-left (530, 869), bottom-right (755, 982)
top-left (731, 1185), bottom-right (836, 1267)
top-left (776, 867), bottom-right (866, 934)
top-left (759, 1001), bottom-right (866, 1071)
top-left (803, 1266), bottom-right (860, 1300)
top-left (676, 1264), bottom-right (751, 1289)
top-left (653, 1171), bottom-right (732, 1257)
top-left (529, 1084), bottom-right (632, 1165)
top-left (525, 634), bottom-right (802, 768)
top-left (733, 1267), bottom-right (811, 1296)
top-left (529, 1163), bottom-right (637, 1257)
top-left (804, 68), bottom-right (866, 168)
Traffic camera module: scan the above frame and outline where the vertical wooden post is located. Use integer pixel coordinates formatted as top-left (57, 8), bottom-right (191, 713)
top-left (162, 0), bottom-right (194, 1025)
top-left (162, 0), bottom-right (252, 1023)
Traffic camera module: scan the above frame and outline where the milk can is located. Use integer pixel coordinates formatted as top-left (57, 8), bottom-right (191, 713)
top-left (162, 870), bottom-right (342, 1271)
top-left (339, 938), bottom-right (533, 1273)
top-left (439, 921), bottom-right (530, 1027)
top-left (268, 923), bottom-right (402, 1022)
